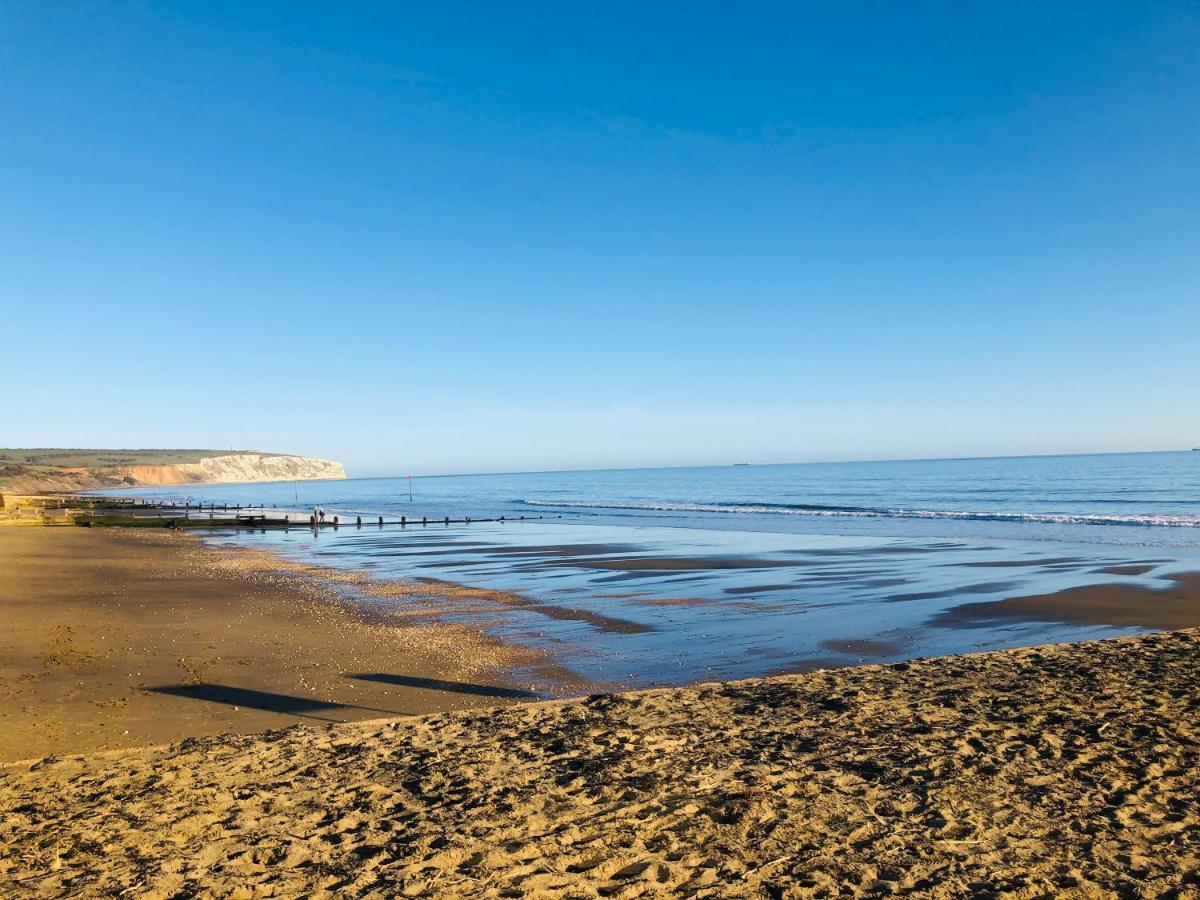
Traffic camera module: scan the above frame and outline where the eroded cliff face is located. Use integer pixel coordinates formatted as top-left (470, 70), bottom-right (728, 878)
top-left (125, 454), bottom-right (346, 485)
top-left (2, 454), bottom-right (346, 493)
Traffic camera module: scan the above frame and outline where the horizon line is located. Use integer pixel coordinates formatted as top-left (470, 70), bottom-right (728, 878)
top-left (352, 446), bottom-right (1194, 481)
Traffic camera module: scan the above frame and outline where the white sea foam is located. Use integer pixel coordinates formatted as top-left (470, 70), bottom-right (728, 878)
top-left (519, 498), bottom-right (1200, 528)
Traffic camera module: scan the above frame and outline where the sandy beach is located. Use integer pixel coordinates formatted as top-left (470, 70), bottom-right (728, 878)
top-left (4, 520), bottom-right (1200, 897)
top-left (2, 627), bottom-right (1198, 897)
top-left (9, 0), bottom-right (1200, 892)
top-left (0, 526), bottom-right (563, 762)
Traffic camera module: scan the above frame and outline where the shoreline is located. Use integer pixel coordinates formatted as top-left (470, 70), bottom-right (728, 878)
top-left (0, 526), bottom-right (583, 762)
top-left (3, 627), bottom-right (1197, 895)
top-left (933, 572), bottom-right (1200, 630)
top-left (195, 518), bottom-right (1200, 687)
top-left (4, 513), bottom-right (1200, 893)
top-left (7, 517), bottom-right (1200, 762)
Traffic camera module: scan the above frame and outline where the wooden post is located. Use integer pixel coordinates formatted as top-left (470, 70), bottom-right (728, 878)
top-left (401, 515), bottom-right (406, 526)
top-left (378, 516), bottom-right (383, 526)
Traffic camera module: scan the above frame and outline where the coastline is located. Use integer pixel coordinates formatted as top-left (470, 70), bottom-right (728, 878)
top-left (4, 628), bottom-right (1198, 896)
top-left (4, 511), bottom-right (1200, 893)
top-left (933, 573), bottom-right (1200, 630)
top-left (7, 519), bottom-right (1200, 763)
top-left (0, 526), bottom-right (578, 762)
top-left (0, 450), bottom-right (345, 494)
top-left (192, 515), bottom-right (1200, 687)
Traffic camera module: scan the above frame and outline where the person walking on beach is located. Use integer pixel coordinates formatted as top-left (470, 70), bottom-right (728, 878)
top-left (318, 507), bottom-right (326, 524)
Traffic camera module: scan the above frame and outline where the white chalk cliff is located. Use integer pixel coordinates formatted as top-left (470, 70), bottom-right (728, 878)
top-left (122, 454), bottom-right (346, 486)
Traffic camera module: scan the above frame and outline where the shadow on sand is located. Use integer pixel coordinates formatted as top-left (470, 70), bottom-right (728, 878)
top-left (349, 673), bottom-right (541, 699)
top-left (145, 683), bottom-right (394, 722)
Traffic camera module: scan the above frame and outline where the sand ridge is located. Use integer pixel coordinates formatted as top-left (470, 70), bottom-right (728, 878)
top-left (3, 629), bottom-right (1198, 898)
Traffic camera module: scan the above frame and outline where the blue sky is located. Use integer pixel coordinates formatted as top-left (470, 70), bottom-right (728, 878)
top-left (3, 2), bottom-right (1199, 475)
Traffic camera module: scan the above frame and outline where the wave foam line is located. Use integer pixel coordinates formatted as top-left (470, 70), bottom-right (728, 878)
top-left (519, 499), bottom-right (1200, 528)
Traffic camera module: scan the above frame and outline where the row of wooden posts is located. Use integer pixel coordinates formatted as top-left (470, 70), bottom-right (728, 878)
top-left (76, 496), bottom-right (550, 529)
top-left (301, 514), bottom-right (531, 527)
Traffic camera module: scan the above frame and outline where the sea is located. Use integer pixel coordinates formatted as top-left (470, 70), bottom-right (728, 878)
top-left (108, 451), bottom-right (1200, 691)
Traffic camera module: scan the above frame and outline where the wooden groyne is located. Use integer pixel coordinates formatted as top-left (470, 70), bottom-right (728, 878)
top-left (0, 493), bottom-right (552, 530)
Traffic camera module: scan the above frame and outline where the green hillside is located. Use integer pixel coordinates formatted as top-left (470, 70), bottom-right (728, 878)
top-left (0, 449), bottom-right (270, 490)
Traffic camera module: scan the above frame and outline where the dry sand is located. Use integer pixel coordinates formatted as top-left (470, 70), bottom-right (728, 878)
top-left (5, 523), bottom-right (1200, 897)
top-left (2, 629), bottom-right (1198, 898)
top-left (0, 527), bottom-right (564, 762)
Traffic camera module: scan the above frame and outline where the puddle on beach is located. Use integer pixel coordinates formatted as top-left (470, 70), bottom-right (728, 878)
top-left (208, 522), bottom-right (1200, 691)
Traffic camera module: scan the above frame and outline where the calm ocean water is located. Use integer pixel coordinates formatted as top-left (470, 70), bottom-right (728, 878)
top-left (123, 451), bottom-right (1200, 545)
top-left (110, 451), bottom-right (1200, 690)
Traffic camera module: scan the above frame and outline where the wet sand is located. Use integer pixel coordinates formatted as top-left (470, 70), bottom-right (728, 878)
top-left (6, 517), bottom-right (1200, 895)
top-left (0, 527), bottom-right (563, 762)
top-left (230, 522), bottom-right (1200, 682)
top-left (544, 556), bottom-right (801, 571)
top-left (935, 572), bottom-right (1200, 630)
top-left (3, 628), bottom-right (1199, 897)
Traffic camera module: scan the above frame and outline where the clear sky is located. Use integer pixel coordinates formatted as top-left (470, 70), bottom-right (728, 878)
top-left (3, 2), bottom-right (1199, 476)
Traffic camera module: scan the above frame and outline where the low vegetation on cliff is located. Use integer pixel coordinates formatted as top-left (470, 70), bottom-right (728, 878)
top-left (0, 449), bottom-right (344, 491)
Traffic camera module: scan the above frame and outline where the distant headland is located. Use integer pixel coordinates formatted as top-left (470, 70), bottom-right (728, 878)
top-left (0, 449), bottom-right (346, 492)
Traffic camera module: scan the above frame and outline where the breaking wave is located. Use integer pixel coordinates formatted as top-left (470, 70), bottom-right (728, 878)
top-left (519, 498), bottom-right (1200, 528)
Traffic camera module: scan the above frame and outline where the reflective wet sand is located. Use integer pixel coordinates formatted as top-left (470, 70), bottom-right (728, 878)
top-left (211, 521), bottom-right (1200, 688)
